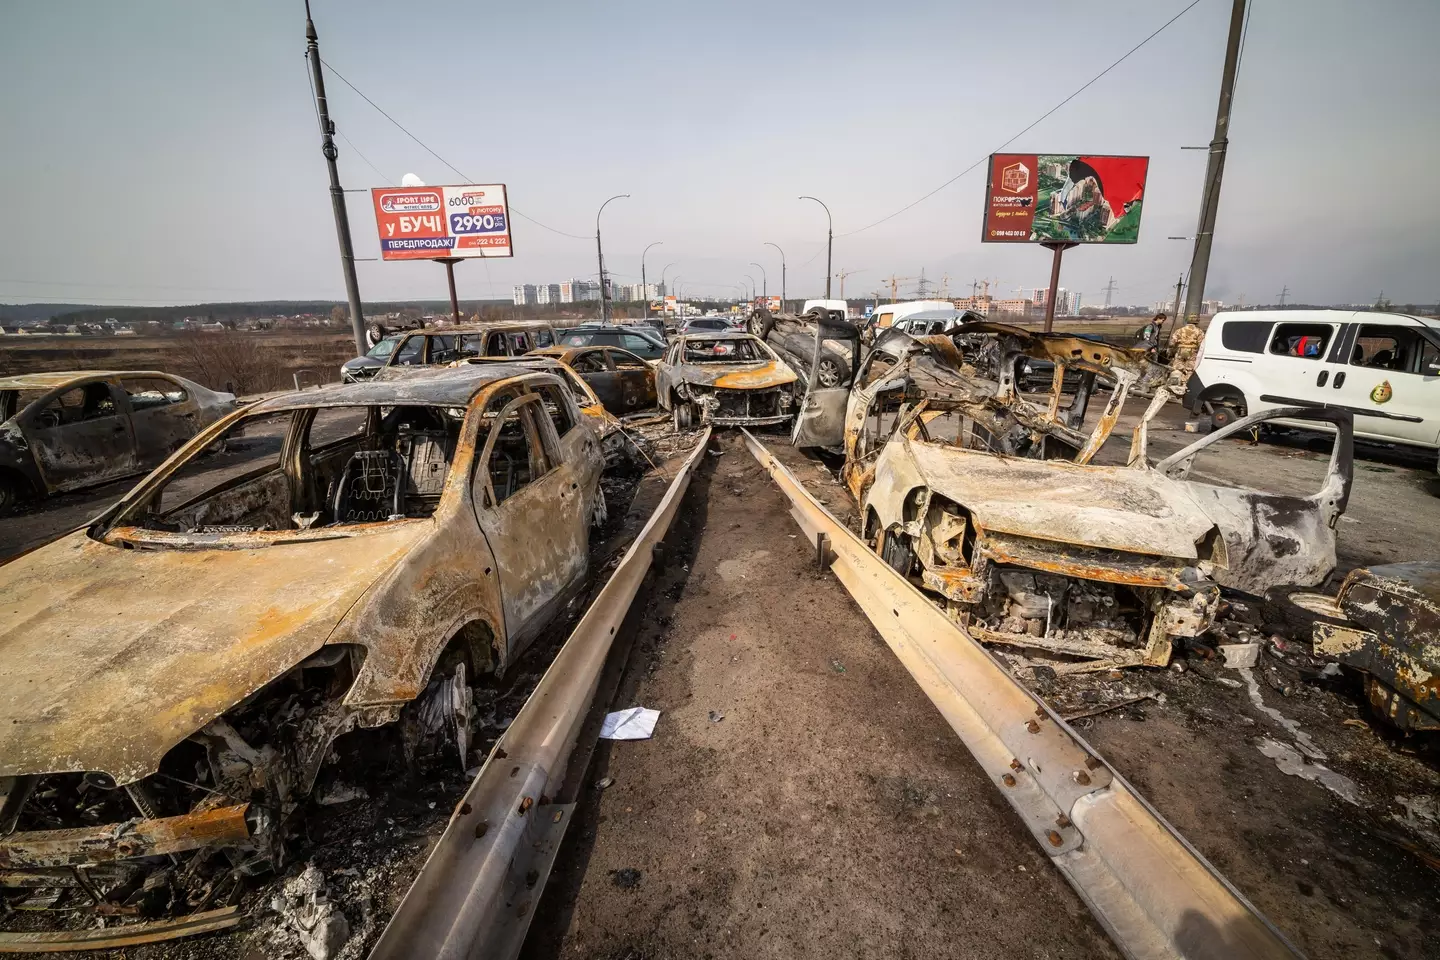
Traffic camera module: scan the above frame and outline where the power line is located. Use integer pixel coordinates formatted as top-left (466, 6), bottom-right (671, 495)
top-left (835, 0), bottom-right (1203, 238)
top-left (318, 58), bottom-right (592, 241)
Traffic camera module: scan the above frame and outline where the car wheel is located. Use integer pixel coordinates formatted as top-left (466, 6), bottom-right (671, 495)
top-left (673, 401), bottom-right (694, 431)
top-left (816, 356), bottom-right (846, 388)
top-left (0, 473), bottom-right (23, 515)
top-left (879, 527), bottom-right (916, 576)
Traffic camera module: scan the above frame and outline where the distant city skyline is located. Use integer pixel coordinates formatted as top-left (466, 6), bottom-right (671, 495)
top-left (2, 1), bottom-right (1437, 310)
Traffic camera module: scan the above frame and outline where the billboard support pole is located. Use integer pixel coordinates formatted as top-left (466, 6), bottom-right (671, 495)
top-left (1183, 0), bottom-right (1247, 322)
top-left (1040, 241), bottom-right (1077, 333)
top-left (304, 1), bottom-right (366, 355)
top-left (437, 258), bottom-right (462, 324)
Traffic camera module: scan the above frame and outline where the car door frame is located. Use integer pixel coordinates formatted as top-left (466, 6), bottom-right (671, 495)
top-left (1331, 318), bottom-right (1439, 447)
top-left (21, 378), bottom-right (140, 494)
top-left (604, 348), bottom-right (656, 411)
top-left (470, 391), bottom-right (586, 657)
top-left (120, 374), bottom-right (203, 469)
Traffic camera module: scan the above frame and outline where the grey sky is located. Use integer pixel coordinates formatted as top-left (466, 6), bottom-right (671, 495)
top-left (2, 0), bottom-right (1437, 309)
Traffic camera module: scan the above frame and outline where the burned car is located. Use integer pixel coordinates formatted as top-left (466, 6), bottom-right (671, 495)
top-left (0, 366), bottom-right (602, 942)
top-left (748, 307), bottom-right (861, 389)
top-left (0, 371), bottom-right (236, 513)
top-left (794, 324), bottom-right (1355, 671)
top-left (657, 331), bottom-right (798, 429)
top-left (1299, 562), bottom-right (1440, 733)
top-left (529, 345), bottom-right (657, 414)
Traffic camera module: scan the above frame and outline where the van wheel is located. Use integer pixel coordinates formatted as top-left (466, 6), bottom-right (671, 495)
top-left (1205, 395), bottom-right (1247, 429)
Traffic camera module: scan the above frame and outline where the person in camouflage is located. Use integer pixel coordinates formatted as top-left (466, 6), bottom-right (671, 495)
top-left (1167, 316), bottom-right (1205, 389)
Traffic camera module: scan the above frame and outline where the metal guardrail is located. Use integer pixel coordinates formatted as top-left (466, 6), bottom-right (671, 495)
top-left (741, 430), bottom-right (1302, 960)
top-left (368, 427), bottom-right (712, 960)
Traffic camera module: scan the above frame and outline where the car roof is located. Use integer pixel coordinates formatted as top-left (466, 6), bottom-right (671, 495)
top-left (248, 364), bottom-right (541, 412)
top-left (405, 319), bottom-right (554, 335)
top-left (1213, 309), bottom-right (1438, 329)
top-left (0, 371), bottom-right (176, 390)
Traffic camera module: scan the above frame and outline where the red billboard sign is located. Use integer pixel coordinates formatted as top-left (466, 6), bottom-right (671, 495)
top-left (983, 155), bottom-right (1148, 244)
top-left (371, 184), bottom-right (513, 260)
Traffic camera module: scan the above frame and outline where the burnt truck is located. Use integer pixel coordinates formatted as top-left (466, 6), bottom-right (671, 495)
top-left (792, 322), bottom-right (1355, 672)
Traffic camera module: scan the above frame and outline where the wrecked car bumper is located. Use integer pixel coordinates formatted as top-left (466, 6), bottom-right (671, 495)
top-left (0, 804), bottom-right (252, 870)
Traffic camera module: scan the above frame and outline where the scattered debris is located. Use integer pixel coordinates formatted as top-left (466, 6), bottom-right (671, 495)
top-left (316, 781), bottom-right (371, 806)
top-left (597, 776), bottom-right (615, 789)
top-left (830, 658), bottom-right (847, 673)
top-left (1219, 642), bottom-right (1261, 670)
top-left (600, 707), bottom-right (662, 740)
top-left (1255, 738), bottom-right (1361, 806)
top-left (270, 865), bottom-right (352, 960)
top-left (707, 710), bottom-right (725, 723)
top-left (610, 868), bottom-right (643, 889)
top-left (1238, 667), bottom-right (1326, 760)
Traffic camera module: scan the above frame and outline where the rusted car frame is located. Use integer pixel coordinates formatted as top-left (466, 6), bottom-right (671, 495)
top-left (794, 325), bottom-right (1354, 671)
top-left (527, 345), bottom-right (657, 414)
top-left (0, 366), bottom-right (603, 941)
top-left (0, 371), bottom-right (235, 512)
top-left (380, 320), bottom-right (559, 371)
top-left (1299, 562), bottom-right (1440, 732)
top-left (656, 332), bottom-right (799, 429)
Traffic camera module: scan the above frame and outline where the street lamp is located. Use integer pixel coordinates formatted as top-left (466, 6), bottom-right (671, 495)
top-left (799, 196), bottom-right (833, 299)
top-left (764, 242), bottom-right (786, 308)
top-left (641, 241), bottom-right (663, 322)
top-left (596, 194), bottom-right (629, 324)
top-left (749, 262), bottom-right (767, 300)
top-left (744, 274), bottom-right (756, 302)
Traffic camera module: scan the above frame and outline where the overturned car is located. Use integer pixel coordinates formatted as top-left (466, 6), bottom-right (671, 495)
top-left (0, 366), bottom-right (603, 942)
top-left (657, 331), bottom-right (798, 429)
top-left (795, 323), bottom-right (1355, 671)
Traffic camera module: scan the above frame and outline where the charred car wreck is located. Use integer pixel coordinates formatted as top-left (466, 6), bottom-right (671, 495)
top-left (794, 323), bottom-right (1355, 672)
top-left (657, 332), bottom-right (798, 430)
top-left (0, 366), bottom-right (603, 943)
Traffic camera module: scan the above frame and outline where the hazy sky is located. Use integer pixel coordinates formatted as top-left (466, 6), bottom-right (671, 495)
top-left (2, 0), bottom-right (1437, 309)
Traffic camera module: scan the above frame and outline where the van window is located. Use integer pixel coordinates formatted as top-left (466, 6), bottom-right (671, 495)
top-left (1219, 320), bottom-right (1271, 354)
top-left (1268, 323), bottom-right (1334, 360)
top-left (1350, 324), bottom-right (1440, 376)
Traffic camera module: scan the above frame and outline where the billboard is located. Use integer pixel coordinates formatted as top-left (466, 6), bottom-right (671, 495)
top-left (983, 155), bottom-right (1148, 244)
top-left (371, 184), bottom-right (512, 261)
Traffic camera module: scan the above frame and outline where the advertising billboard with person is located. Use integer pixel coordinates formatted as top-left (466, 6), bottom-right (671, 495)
top-left (983, 155), bottom-right (1148, 243)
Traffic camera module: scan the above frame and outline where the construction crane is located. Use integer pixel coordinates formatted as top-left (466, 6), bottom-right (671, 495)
top-left (835, 267), bottom-right (866, 300)
top-left (881, 274), bottom-right (920, 303)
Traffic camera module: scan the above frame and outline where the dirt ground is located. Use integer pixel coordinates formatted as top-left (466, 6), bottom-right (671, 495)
top-left (523, 432), bottom-right (1118, 960)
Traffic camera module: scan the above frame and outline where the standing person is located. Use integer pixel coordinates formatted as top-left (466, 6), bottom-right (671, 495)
top-left (1137, 312), bottom-right (1166, 357)
top-left (1168, 316), bottom-right (1204, 378)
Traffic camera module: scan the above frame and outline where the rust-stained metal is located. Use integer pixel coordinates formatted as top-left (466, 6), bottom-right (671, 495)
top-left (744, 430), bottom-right (1301, 960)
top-left (0, 371), bottom-right (236, 509)
top-left (793, 322), bottom-right (1354, 670)
top-left (525, 346), bottom-right (657, 414)
top-left (0, 365), bottom-right (605, 939)
top-left (370, 428), bottom-right (712, 960)
top-left (656, 332), bottom-right (798, 428)
top-left (0, 906), bottom-right (242, 953)
top-left (1307, 561), bottom-right (1440, 732)
top-left (0, 805), bottom-right (250, 869)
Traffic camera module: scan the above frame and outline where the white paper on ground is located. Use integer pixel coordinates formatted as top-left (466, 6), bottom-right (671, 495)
top-left (600, 707), bottom-right (661, 740)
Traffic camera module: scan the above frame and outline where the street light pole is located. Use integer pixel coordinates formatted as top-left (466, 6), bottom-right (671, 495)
top-left (596, 194), bottom-right (629, 324)
top-left (641, 241), bottom-right (663, 324)
top-left (799, 196), bottom-right (833, 300)
top-left (1183, 0), bottom-right (1247, 322)
top-left (749, 262), bottom-right (767, 300)
top-left (764, 242), bottom-right (786, 309)
top-left (744, 274), bottom-right (756, 302)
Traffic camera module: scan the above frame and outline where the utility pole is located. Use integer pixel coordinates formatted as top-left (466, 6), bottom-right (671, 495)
top-left (799, 196), bottom-right (833, 299)
top-left (764, 242), bottom-right (786, 309)
top-left (916, 269), bottom-right (929, 298)
top-left (595, 194), bottom-right (629, 324)
top-left (1171, 274), bottom-right (1185, 322)
top-left (1103, 276), bottom-right (1118, 307)
top-left (304, 0), bottom-right (366, 354)
top-left (1182, 0), bottom-right (1247, 322)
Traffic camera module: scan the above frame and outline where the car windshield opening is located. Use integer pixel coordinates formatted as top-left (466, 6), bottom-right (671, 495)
top-left (111, 403), bottom-right (465, 538)
top-left (683, 338), bottom-right (764, 363)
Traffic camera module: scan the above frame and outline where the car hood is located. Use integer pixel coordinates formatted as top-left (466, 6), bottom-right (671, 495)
top-left (905, 440), bottom-right (1216, 559)
top-left (0, 524), bottom-right (427, 784)
top-left (671, 360), bottom-right (798, 390)
top-left (343, 356), bottom-right (384, 370)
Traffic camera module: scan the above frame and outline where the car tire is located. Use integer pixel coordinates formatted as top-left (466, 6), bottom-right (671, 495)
top-left (673, 401), bottom-right (694, 431)
top-left (0, 473), bottom-right (22, 515)
top-left (816, 355), bottom-right (848, 389)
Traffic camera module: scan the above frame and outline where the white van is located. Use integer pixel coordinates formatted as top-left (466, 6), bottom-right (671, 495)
top-left (869, 300), bottom-right (956, 330)
top-left (1186, 309), bottom-right (1440, 464)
